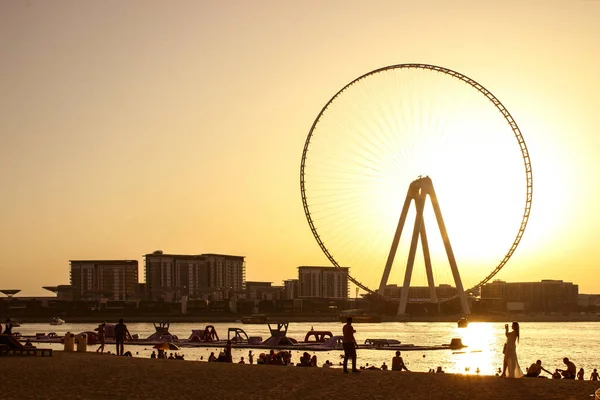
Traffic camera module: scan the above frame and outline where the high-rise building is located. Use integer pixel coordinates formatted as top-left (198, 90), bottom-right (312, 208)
top-left (69, 260), bottom-right (138, 301)
top-left (144, 251), bottom-right (245, 301)
top-left (298, 266), bottom-right (349, 299)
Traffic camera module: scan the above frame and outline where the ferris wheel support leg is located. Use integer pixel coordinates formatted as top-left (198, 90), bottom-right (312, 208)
top-left (397, 193), bottom-right (426, 315)
top-left (378, 186), bottom-right (415, 294)
top-left (427, 182), bottom-right (470, 315)
top-left (420, 223), bottom-right (439, 304)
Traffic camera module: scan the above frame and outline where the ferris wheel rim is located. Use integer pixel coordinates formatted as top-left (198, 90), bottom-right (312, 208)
top-left (300, 63), bottom-right (533, 298)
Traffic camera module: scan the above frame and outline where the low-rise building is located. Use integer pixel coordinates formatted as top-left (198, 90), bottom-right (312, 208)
top-left (481, 279), bottom-right (579, 313)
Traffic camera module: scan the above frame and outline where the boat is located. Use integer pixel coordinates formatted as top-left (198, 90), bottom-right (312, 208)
top-left (457, 316), bottom-right (469, 328)
top-left (50, 317), bottom-right (65, 325)
top-left (339, 309), bottom-right (382, 323)
top-left (241, 314), bottom-right (268, 324)
top-left (363, 338), bottom-right (402, 347)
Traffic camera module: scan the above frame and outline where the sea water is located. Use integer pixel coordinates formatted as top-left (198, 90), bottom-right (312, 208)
top-left (15, 321), bottom-right (600, 376)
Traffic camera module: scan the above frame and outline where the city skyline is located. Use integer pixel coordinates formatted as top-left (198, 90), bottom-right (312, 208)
top-left (1, 1), bottom-right (599, 296)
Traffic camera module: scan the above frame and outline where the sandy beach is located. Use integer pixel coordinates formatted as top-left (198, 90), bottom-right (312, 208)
top-left (1, 352), bottom-right (599, 400)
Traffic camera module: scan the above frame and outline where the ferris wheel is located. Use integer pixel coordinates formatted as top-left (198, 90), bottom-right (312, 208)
top-left (300, 64), bottom-right (532, 307)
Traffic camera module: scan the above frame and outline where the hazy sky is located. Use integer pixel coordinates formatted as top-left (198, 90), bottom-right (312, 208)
top-left (1, 0), bottom-right (599, 296)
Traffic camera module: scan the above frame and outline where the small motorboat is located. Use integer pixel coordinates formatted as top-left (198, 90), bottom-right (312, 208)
top-left (50, 317), bottom-right (65, 325)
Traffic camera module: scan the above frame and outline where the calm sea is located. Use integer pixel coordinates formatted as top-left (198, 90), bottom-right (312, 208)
top-left (16, 321), bottom-right (600, 376)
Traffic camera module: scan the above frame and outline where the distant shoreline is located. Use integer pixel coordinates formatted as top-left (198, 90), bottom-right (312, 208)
top-left (7, 313), bottom-right (600, 324)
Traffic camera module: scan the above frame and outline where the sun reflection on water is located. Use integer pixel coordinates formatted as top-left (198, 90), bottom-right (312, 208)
top-left (451, 322), bottom-right (501, 375)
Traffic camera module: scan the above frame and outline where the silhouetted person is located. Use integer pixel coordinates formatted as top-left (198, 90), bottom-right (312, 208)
top-left (577, 367), bottom-right (584, 380)
top-left (392, 351), bottom-right (409, 371)
top-left (557, 357), bottom-right (576, 379)
top-left (150, 351), bottom-right (156, 359)
top-left (3, 319), bottom-right (13, 335)
top-left (95, 323), bottom-right (106, 354)
top-left (342, 317), bottom-right (359, 373)
top-left (224, 340), bottom-right (232, 363)
top-left (436, 366), bottom-right (445, 373)
top-left (501, 322), bottom-right (523, 378)
top-left (114, 318), bottom-right (130, 356)
top-left (525, 360), bottom-right (551, 377)
top-left (590, 368), bottom-right (599, 381)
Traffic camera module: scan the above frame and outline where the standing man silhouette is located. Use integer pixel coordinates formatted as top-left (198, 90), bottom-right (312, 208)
top-left (114, 318), bottom-right (130, 356)
top-left (342, 317), bottom-right (359, 373)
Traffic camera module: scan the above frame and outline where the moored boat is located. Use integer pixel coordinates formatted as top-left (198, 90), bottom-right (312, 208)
top-left (339, 309), bottom-right (382, 323)
top-left (241, 314), bottom-right (268, 324)
top-left (50, 317), bottom-right (65, 325)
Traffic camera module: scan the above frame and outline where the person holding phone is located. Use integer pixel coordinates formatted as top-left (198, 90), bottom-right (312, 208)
top-left (501, 322), bottom-right (523, 378)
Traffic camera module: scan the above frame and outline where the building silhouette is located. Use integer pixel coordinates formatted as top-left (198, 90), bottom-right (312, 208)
top-left (70, 260), bottom-right (138, 301)
top-left (144, 251), bottom-right (245, 301)
top-left (481, 279), bottom-right (579, 313)
top-left (298, 266), bottom-right (349, 299)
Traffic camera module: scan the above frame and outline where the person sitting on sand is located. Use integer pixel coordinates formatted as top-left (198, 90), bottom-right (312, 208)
top-left (590, 368), bottom-right (599, 381)
top-left (168, 353), bottom-right (174, 359)
top-left (525, 360), bottom-right (551, 378)
top-left (208, 352), bottom-right (217, 362)
top-left (310, 355), bottom-right (318, 367)
top-left (380, 362), bottom-right (388, 371)
top-left (392, 351), bottom-right (409, 371)
top-left (577, 367), bottom-right (584, 380)
top-left (150, 351), bottom-right (156, 359)
top-left (436, 366), bottom-right (445, 373)
top-left (224, 340), bottom-right (233, 363)
top-left (238, 356), bottom-right (245, 364)
top-left (552, 370), bottom-right (562, 379)
top-left (557, 357), bottom-right (576, 379)
top-left (365, 363), bottom-right (379, 370)
top-left (3, 319), bottom-right (13, 335)
top-left (323, 360), bottom-right (331, 368)
top-left (257, 353), bottom-right (266, 365)
top-left (298, 352), bottom-right (311, 367)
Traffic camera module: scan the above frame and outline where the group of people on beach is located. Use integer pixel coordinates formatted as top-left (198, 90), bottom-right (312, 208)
top-left (93, 319), bottom-right (130, 356)
top-left (59, 317), bottom-right (599, 379)
top-left (500, 321), bottom-right (599, 380)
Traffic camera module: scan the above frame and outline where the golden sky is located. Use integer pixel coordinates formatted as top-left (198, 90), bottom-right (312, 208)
top-left (1, 0), bottom-right (599, 296)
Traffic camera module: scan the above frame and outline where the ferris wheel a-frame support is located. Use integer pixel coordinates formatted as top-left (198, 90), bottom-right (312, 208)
top-left (378, 176), bottom-right (470, 315)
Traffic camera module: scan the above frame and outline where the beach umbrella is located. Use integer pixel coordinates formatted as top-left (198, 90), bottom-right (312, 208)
top-left (154, 342), bottom-right (180, 351)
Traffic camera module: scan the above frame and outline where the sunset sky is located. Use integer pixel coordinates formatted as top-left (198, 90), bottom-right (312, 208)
top-left (1, 0), bottom-right (599, 297)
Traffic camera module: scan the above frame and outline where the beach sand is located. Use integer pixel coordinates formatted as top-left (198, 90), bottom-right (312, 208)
top-left (1, 352), bottom-right (598, 400)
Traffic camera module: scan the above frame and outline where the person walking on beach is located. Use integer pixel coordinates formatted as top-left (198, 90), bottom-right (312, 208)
top-left (248, 350), bottom-right (254, 364)
top-left (114, 318), bottom-right (130, 356)
top-left (95, 323), bottom-right (106, 354)
top-left (342, 317), bottom-right (359, 373)
top-left (501, 322), bottom-right (523, 378)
